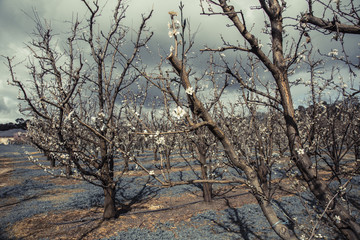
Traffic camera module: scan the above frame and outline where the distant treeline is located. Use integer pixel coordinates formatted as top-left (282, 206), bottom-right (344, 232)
top-left (0, 118), bottom-right (28, 131)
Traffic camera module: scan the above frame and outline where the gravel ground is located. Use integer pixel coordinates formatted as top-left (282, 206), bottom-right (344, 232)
top-left (0, 144), bottom-right (359, 240)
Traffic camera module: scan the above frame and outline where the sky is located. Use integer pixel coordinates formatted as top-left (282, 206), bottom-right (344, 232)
top-left (0, 0), bottom-right (358, 123)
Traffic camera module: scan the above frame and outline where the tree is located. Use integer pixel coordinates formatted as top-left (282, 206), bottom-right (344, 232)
top-left (150, 5), bottom-right (298, 239)
top-left (199, 0), bottom-right (360, 239)
top-left (6, 0), bottom-right (153, 219)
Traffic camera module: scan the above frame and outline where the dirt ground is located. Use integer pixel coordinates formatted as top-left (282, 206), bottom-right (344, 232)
top-left (7, 188), bottom-right (255, 240)
top-left (1, 146), bottom-right (358, 240)
top-left (0, 157), bottom-right (256, 240)
top-left (0, 151), bottom-right (279, 240)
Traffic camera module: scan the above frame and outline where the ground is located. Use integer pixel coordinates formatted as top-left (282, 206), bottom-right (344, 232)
top-left (0, 144), bottom-right (359, 239)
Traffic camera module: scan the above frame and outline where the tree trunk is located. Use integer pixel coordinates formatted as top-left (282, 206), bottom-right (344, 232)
top-left (196, 142), bottom-right (213, 202)
top-left (165, 149), bottom-right (172, 170)
top-left (103, 184), bottom-right (116, 219)
top-left (45, 151), bottom-right (56, 167)
top-left (203, 182), bottom-right (212, 202)
top-left (355, 143), bottom-right (360, 171)
top-left (66, 159), bottom-right (72, 178)
top-left (50, 155), bottom-right (55, 167)
top-left (124, 157), bottom-right (129, 172)
top-left (201, 163), bottom-right (212, 202)
top-left (100, 138), bottom-right (117, 220)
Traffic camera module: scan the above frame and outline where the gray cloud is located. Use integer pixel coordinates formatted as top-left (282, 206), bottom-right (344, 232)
top-left (0, 96), bottom-right (10, 113)
top-left (0, 0), bottom-right (358, 123)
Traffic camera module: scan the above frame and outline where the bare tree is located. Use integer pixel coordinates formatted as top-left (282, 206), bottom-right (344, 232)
top-left (5, 0), bottom-right (153, 219)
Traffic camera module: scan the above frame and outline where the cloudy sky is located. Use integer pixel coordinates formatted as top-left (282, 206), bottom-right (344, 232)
top-left (0, 0), bottom-right (358, 123)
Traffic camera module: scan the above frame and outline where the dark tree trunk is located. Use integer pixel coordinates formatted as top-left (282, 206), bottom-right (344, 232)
top-left (165, 149), bottom-right (171, 170)
top-left (103, 184), bottom-right (116, 219)
top-left (124, 157), bottom-right (129, 172)
top-left (355, 143), bottom-right (360, 171)
top-left (45, 151), bottom-right (56, 167)
top-left (198, 146), bottom-right (212, 202)
top-left (355, 144), bottom-right (360, 159)
top-left (50, 155), bottom-right (55, 167)
top-left (100, 138), bottom-right (116, 220)
top-left (203, 182), bottom-right (212, 202)
top-left (66, 159), bottom-right (72, 178)
top-left (154, 146), bottom-right (158, 162)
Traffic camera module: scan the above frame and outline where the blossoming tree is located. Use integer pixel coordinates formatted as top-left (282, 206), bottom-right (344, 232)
top-left (6, 0), bottom-right (153, 219)
top-left (147, 4), bottom-right (300, 239)
top-left (199, 0), bottom-right (360, 239)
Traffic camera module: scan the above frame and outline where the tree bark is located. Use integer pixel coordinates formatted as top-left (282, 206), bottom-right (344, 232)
top-left (199, 150), bottom-right (212, 202)
top-left (165, 149), bottom-right (172, 170)
top-left (301, 13), bottom-right (360, 34)
top-left (103, 184), bottom-right (116, 219)
top-left (50, 155), bottom-right (55, 167)
top-left (66, 159), bottom-right (72, 179)
top-left (100, 138), bottom-right (117, 219)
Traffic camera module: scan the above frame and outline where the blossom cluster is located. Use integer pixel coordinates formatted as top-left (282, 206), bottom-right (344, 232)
top-left (168, 19), bottom-right (180, 38)
top-left (172, 106), bottom-right (186, 119)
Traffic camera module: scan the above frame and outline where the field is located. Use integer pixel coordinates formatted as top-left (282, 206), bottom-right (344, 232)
top-left (1, 144), bottom-right (359, 240)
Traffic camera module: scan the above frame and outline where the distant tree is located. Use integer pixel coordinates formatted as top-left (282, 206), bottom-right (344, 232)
top-left (0, 118), bottom-right (28, 131)
top-left (15, 118), bottom-right (27, 129)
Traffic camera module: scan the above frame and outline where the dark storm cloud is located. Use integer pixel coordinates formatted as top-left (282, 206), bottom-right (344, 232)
top-left (0, 0), bottom-right (358, 123)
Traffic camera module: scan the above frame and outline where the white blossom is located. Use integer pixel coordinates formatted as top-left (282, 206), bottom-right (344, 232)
top-left (328, 49), bottom-right (338, 57)
top-left (172, 106), bottom-right (186, 119)
top-left (297, 148), bottom-right (305, 155)
top-left (149, 170), bottom-right (155, 175)
top-left (185, 87), bottom-right (194, 95)
top-left (334, 215), bottom-right (341, 223)
top-left (167, 19), bottom-right (180, 38)
top-left (315, 233), bottom-right (323, 238)
top-left (174, 20), bottom-right (181, 29)
top-left (64, 110), bottom-right (75, 122)
top-left (156, 136), bottom-right (166, 145)
top-left (98, 112), bottom-right (105, 118)
top-left (297, 54), bottom-right (306, 63)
